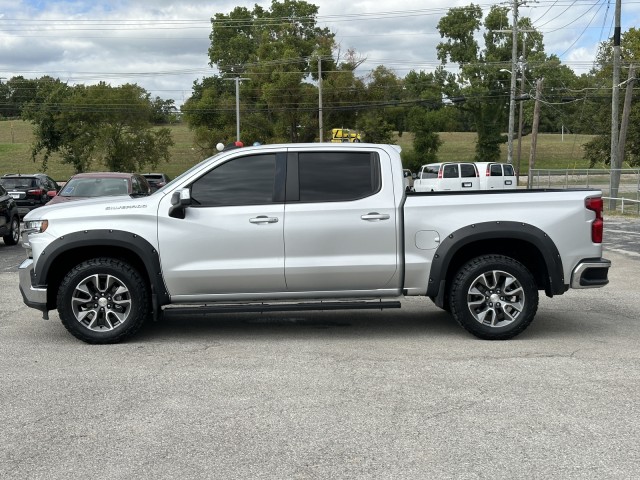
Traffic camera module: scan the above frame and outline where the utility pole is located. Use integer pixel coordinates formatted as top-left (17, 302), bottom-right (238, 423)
top-left (516, 30), bottom-right (534, 184)
top-left (506, 0), bottom-right (519, 165)
top-left (318, 57), bottom-right (324, 142)
top-left (609, 0), bottom-right (622, 209)
top-left (528, 78), bottom-right (544, 189)
top-left (617, 65), bottom-right (636, 166)
top-left (224, 77), bottom-right (249, 142)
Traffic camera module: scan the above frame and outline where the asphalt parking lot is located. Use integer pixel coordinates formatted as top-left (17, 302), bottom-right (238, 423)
top-left (1, 217), bottom-right (639, 479)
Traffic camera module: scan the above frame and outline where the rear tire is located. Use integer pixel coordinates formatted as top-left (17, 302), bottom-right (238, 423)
top-left (3, 215), bottom-right (20, 245)
top-left (449, 255), bottom-right (538, 340)
top-left (57, 258), bottom-right (150, 344)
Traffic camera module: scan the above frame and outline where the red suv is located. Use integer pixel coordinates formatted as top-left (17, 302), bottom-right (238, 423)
top-left (46, 172), bottom-right (151, 205)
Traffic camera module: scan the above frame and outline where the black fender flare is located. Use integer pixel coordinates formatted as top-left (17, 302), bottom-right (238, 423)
top-left (425, 221), bottom-right (565, 304)
top-left (34, 229), bottom-right (170, 314)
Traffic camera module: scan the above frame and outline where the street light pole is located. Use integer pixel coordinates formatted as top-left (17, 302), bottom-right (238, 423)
top-left (224, 77), bottom-right (249, 142)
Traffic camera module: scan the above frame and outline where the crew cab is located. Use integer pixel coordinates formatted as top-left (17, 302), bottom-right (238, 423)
top-left (18, 143), bottom-right (610, 344)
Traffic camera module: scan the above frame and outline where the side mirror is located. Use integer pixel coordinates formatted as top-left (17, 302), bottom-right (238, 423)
top-left (169, 188), bottom-right (191, 219)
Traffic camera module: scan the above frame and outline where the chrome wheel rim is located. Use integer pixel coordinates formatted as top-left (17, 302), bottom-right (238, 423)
top-left (71, 274), bottom-right (132, 331)
top-left (467, 269), bottom-right (525, 327)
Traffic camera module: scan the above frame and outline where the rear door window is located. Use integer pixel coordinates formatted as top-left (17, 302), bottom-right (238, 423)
top-left (442, 164), bottom-right (459, 178)
top-left (503, 164), bottom-right (515, 176)
top-left (294, 152), bottom-right (380, 202)
top-left (460, 164), bottom-right (477, 178)
top-left (490, 164), bottom-right (502, 176)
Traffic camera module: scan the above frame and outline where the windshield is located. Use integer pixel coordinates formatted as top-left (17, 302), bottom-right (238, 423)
top-left (61, 178), bottom-right (129, 197)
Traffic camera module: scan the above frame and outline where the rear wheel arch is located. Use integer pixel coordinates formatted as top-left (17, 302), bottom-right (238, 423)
top-left (426, 222), bottom-right (564, 306)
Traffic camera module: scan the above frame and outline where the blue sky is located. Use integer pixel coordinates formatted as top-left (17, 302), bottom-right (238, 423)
top-left (1, 0), bottom-right (638, 106)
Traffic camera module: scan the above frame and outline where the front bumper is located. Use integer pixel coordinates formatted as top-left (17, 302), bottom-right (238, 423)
top-left (18, 258), bottom-right (49, 315)
top-left (570, 258), bottom-right (611, 288)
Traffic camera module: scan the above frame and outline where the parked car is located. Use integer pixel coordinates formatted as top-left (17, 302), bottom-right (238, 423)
top-left (0, 184), bottom-right (20, 245)
top-left (413, 162), bottom-right (480, 192)
top-left (475, 162), bottom-right (517, 190)
top-left (46, 172), bottom-right (151, 205)
top-left (141, 173), bottom-right (171, 192)
top-left (0, 173), bottom-right (60, 217)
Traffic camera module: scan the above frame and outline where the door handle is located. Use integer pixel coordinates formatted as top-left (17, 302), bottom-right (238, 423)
top-left (361, 212), bottom-right (390, 221)
top-left (249, 215), bottom-right (279, 224)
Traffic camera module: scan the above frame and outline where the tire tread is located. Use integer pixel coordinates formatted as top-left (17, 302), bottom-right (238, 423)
top-left (57, 258), bottom-right (149, 344)
top-left (449, 254), bottom-right (538, 340)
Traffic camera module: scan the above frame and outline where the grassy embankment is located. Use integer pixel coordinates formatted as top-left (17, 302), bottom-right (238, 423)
top-left (0, 119), bottom-right (594, 182)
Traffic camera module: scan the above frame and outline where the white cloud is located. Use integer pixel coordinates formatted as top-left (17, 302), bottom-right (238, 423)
top-left (1, 0), bottom-right (638, 106)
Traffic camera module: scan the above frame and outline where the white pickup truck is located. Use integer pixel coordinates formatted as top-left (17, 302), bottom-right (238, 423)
top-left (19, 143), bottom-right (610, 344)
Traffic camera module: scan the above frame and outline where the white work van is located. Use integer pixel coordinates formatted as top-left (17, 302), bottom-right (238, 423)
top-left (475, 162), bottom-right (517, 190)
top-left (413, 162), bottom-right (479, 192)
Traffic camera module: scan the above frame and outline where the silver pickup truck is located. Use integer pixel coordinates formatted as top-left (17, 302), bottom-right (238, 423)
top-left (19, 143), bottom-right (610, 343)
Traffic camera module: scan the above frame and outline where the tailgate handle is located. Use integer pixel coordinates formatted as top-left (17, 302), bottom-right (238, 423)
top-left (249, 216), bottom-right (279, 224)
top-left (361, 213), bottom-right (390, 221)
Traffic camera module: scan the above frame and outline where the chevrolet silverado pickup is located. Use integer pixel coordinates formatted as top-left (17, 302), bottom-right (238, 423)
top-left (18, 143), bottom-right (610, 343)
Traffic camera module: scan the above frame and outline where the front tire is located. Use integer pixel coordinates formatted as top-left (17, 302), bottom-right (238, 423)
top-left (3, 215), bottom-right (20, 245)
top-left (57, 258), bottom-right (150, 344)
top-left (449, 255), bottom-right (538, 340)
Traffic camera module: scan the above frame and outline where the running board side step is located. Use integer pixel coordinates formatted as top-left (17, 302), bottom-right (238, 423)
top-left (164, 300), bottom-right (401, 315)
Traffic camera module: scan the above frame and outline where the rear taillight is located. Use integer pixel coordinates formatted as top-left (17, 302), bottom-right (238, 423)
top-left (438, 168), bottom-right (443, 179)
top-left (486, 165), bottom-right (490, 176)
top-left (586, 197), bottom-right (604, 243)
top-left (27, 189), bottom-right (44, 196)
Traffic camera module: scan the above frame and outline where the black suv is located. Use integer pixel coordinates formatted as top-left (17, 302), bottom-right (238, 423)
top-left (0, 173), bottom-right (60, 217)
top-left (0, 183), bottom-right (20, 245)
top-left (141, 173), bottom-right (171, 192)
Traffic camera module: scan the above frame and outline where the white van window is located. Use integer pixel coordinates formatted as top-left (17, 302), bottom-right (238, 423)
top-left (490, 164), bottom-right (502, 176)
top-left (442, 164), bottom-right (459, 178)
top-left (422, 166), bottom-right (439, 179)
top-left (504, 164), bottom-right (515, 176)
top-left (460, 164), bottom-right (477, 178)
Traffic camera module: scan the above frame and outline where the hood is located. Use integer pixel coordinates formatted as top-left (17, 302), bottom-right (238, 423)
top-left (46, 195), bottom-right (93, 205)
top-left (24, 194), bottom-right (158, 222)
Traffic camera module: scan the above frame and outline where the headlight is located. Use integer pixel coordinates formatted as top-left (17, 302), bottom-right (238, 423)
top-left (24, 219), bottom-right (49, 234)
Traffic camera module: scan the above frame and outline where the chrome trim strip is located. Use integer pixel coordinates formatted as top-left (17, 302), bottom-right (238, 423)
top-left (571, 259), bottom-right (611, 289)
top-left (18, 259), bottom-right (47, 305)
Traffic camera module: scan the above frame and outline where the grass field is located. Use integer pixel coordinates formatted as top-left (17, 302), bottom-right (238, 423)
top-left (1, 119), bottom-right (598, 182)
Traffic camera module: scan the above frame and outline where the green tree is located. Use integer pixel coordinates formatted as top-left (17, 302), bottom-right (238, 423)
top-left (23, 82), bottom-right (173, 173)
top-left (151, 97), bottom-right (178, 125)
top-left (1, 76), bottom-right (55, 118)
top-left (182, 76), bottom-right (238, 154)
top-left (437, 4), bottom-right (546, 162)
top-left (319, 62), bottom-right (366, 140)
top-left (582, 28), bottom-right (640, 167)
top-left (357, 111), bottom-right (394, 144)
top-left (205, 0), bottom-right (334, 143)
top-left (402, 68), bottom-right (451, 168)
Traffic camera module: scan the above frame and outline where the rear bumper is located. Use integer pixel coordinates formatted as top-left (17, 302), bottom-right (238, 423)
top-left (18, 258), bottom-right (48, 314)
top-left (570, 258), bottom-right (611, 288)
